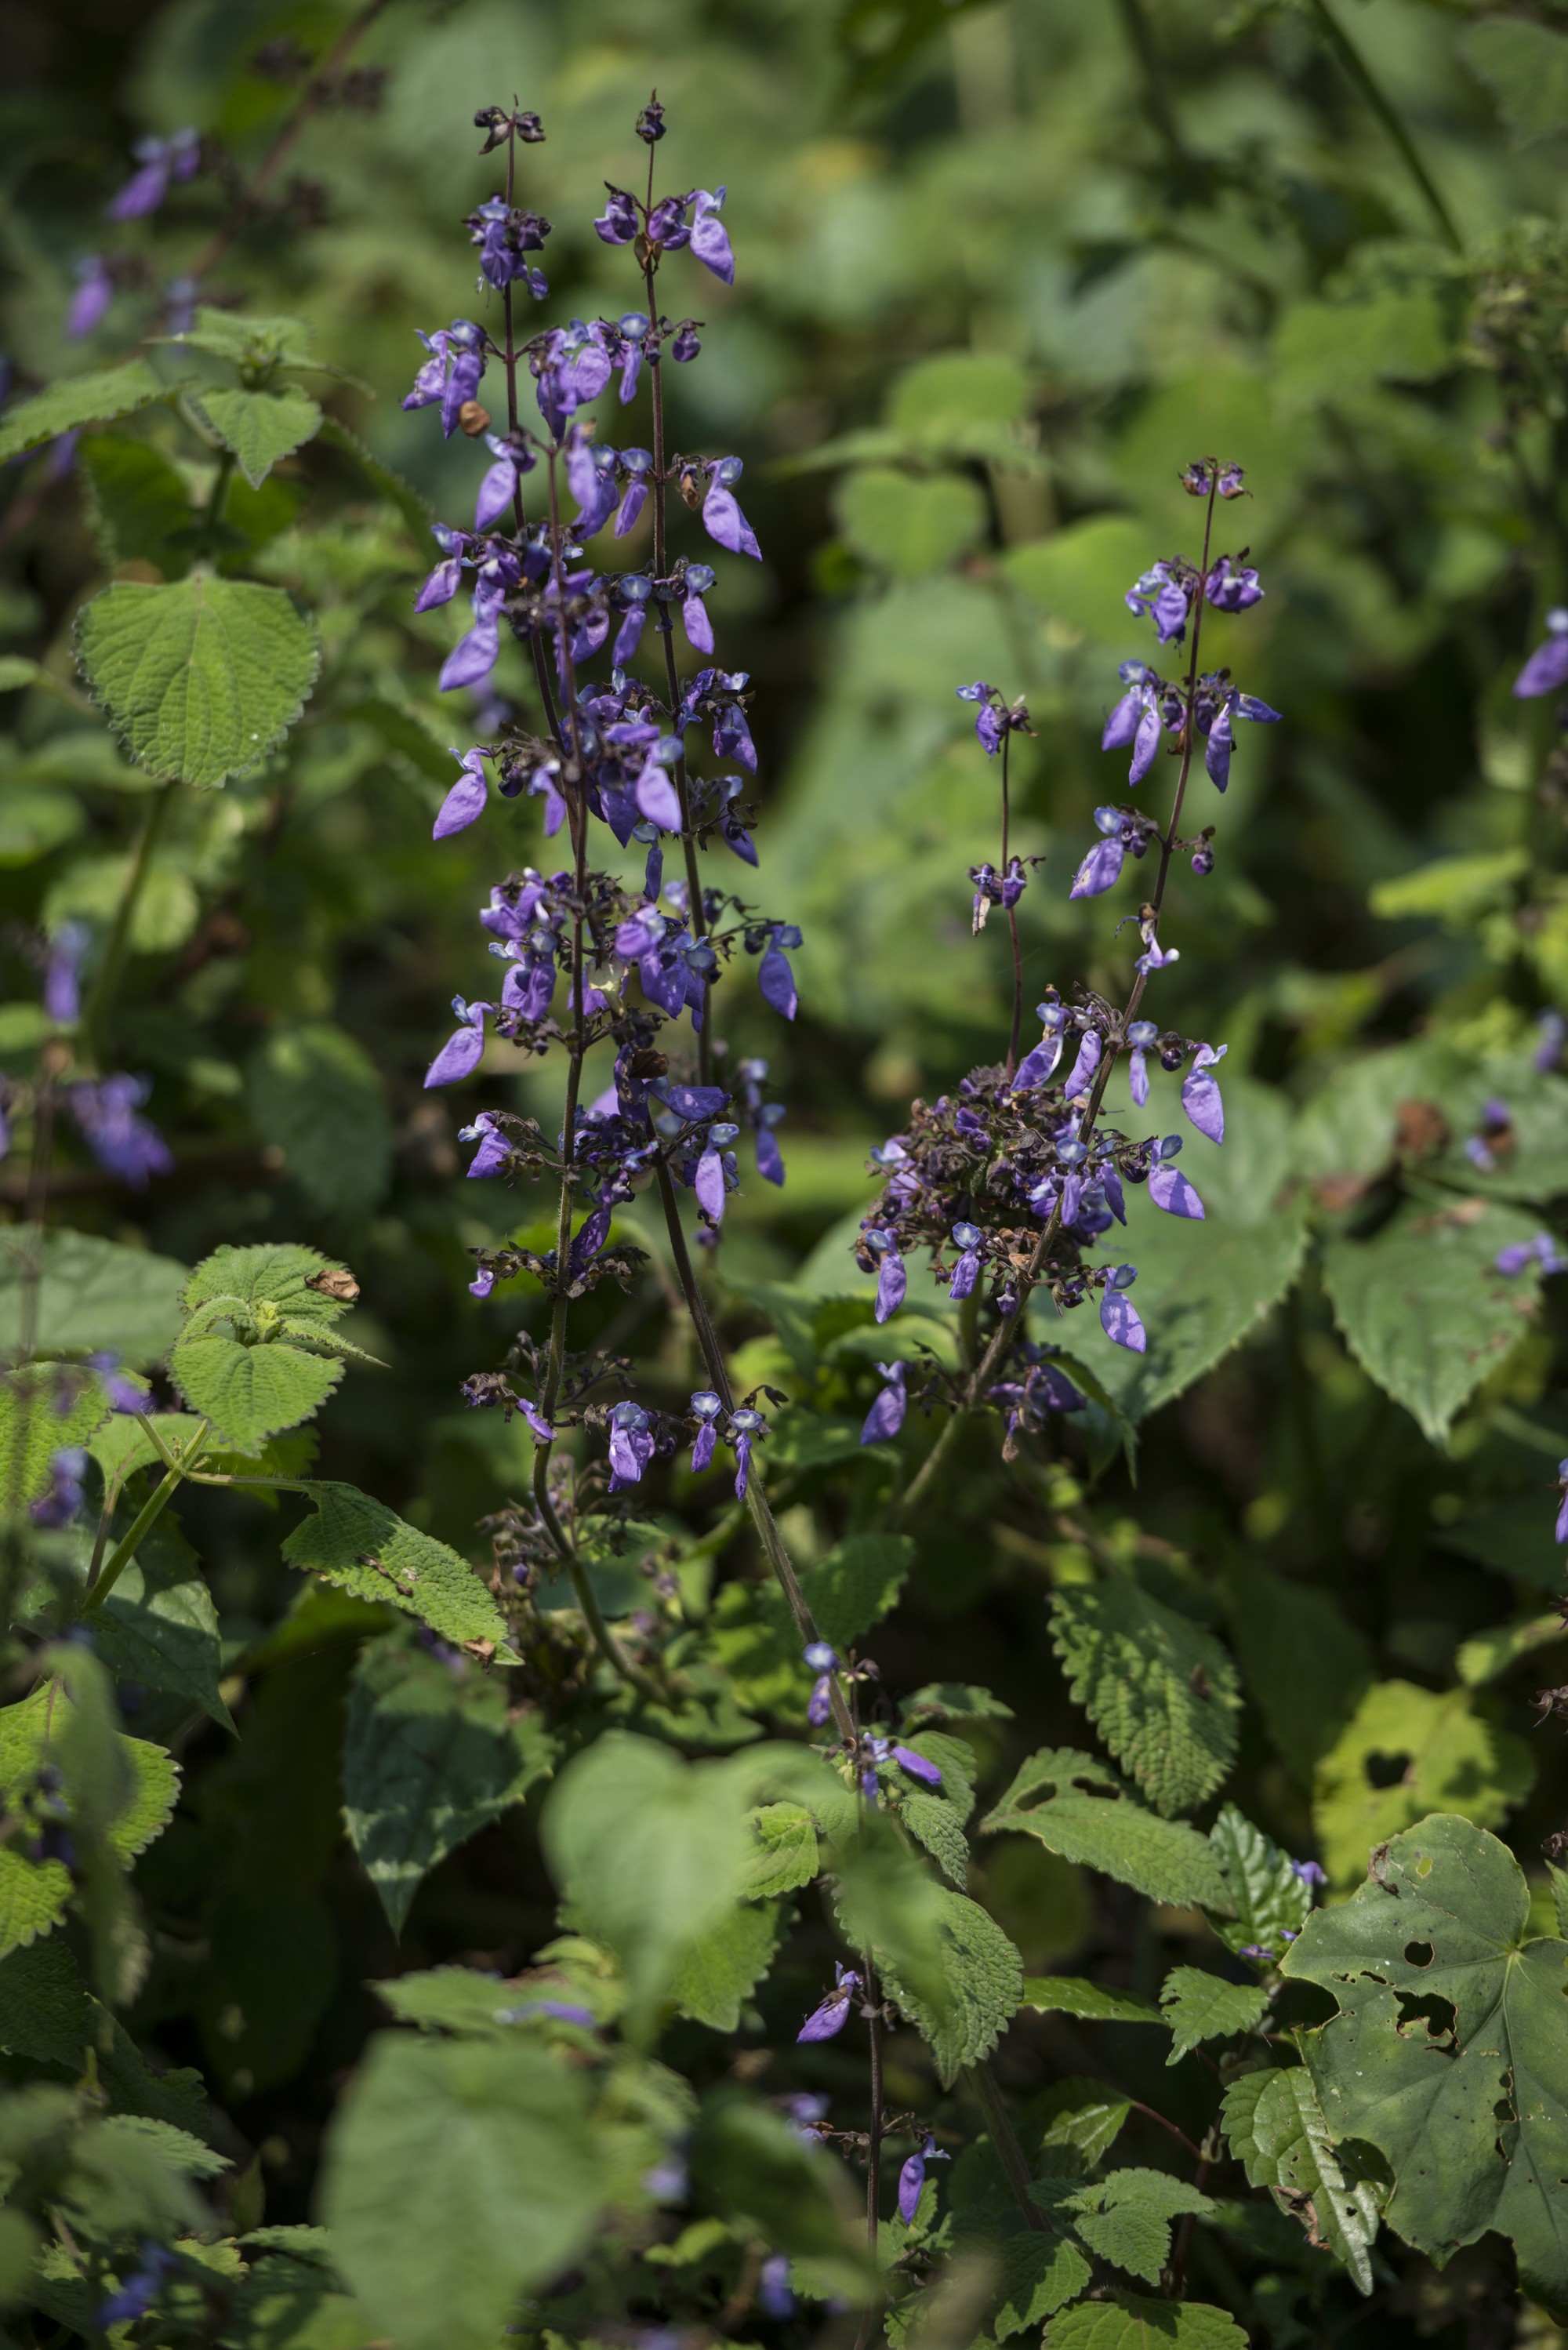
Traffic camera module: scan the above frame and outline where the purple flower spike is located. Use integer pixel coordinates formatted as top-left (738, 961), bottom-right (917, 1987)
top-left (1149, 1161), bottom-right (1205, 1219)
top-left (797, 1965), bottom-right (860, 2043)
top-left (1182, 1042), bottom-right (1226, 1142)
top-left (690, 187), bottom-right (735, 283)
top-left (758, 928), bottom-right (798, 1019)
top-left (894, 1745), bottom-right (942, 1786)
top-left (702, 476), bottom-right (761, 561)
top-left (1101, 1269), bottom-right (1145, 1353)
top-left (861, 1360), bottom-right (907, 1446)
top-left (898, 2137), bottom-right (949, 2225)
top-left (1071, 837), bottom-right (1124, 899)
top-left (434, 747), bottom-right (489, 839)
top-left (424, 997), bottom-right (490, 1088)
top-left (1515, 611), bottom-right (1568, 698)
top-left (875, 1251), bottom-right (906, 1324)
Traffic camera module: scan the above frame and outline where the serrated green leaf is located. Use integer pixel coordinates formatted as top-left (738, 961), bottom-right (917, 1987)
top-left (1033, 2074), bottom-right (1134, 2168)
top-left (1044, 2292), bottom-right (1247, 2347)
top-left (80, 434), bottom-right (195, 576)
top-left (0, 361), bottom-right (180, 464)
top-left (1312, 1681), bottom-right (1534, 1889)
top-left (322, 2032), bottom-right (601, 2350)
top-left (91, 1516), bottom-right (234, 1731)
top-left (165, 307), bottom-right (320, 372)
top-left (1018, 1975), bottom-right (1164, 2027)
top-left (993, 2232), bottom-right (1093, 2336)
top-left (672, 1899), bottom-right (786, 2031)
top-left (246, 1022), bottom-right (394, 1219)
top-left (0, 1362), bottom-right (110, 1513)
top-left (1049, 1577), bottom-right (1240, 1816)
top-left (172, 1329), bottom-right (342, 1449)
top-left (0, 1937), bottom-right (207, 2132)
top-left (1282, 1813), bottom-right (1568, 2308)
top-left (1321, 1198), bottom-right (1544, 1443)
top-left (1207, 1805), bottom-right (1312, 1960)
top-left (1220, 2065), bottom-right (1379, 2294)
top-left (74, 572), bottom-right (319, 787)
top-left (1460, 17), bottom-right (1568, 146)
top-left (1069, 2170), bottom-right (1216, 2286)
top-left (899, 1682), bottom-right (1014, 1728)
top-left (743, 1802), bottom-right (819, 1897)
top-left (189, 385), bottom-right (322, 490)
top-left (760, 1531), bottom-right (914, 1651)
top-left (182, 1241), bottom-right (355, 1322)
top-left (0, 1227), bottom-right (189, 1365)
top-left (0, 1678), bottom-right (176, 1961)
top-left (1159, 1967), bottom-right (1268, 2064)
top-left (898, 1788), bottom-right (971, 1887)
top-left (982, 1749), bottom-right (1231, 1912)
top-left (877, 1886), bottom-right (1022, 2088)
top-left (281, 1484), bottom-right (508, 1649)
top-left (343, 1629), bottom-right (555, 1934)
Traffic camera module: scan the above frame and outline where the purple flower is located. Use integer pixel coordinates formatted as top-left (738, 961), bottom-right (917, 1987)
top-left (1534, 1010), bottom-right (1566, 1072)
top-left (67, 256), bottom-right (113, 340)
top-left (1182, 1042), bottom-right (1226, 1143)
top-left (67, 1075), bottom-right (172, 1188)
top-left (31, 1445), bottom-right (87, 1528)
top-left (1100, 1266), bottom-right (1145, 1353)
top-left (860, 1360), bottom-right (907, 1446)
top-left (695, 1143), bottom-right (728, 1222)
top-left (1204, 690), bottom-right (1281, 791)
top-left (1557, 1459), bottom-right (1568, 1544)
top-left (1014, 1006), bottom-right (1066, 1091)
top-left (897, 2137), bottom-right (949, 2225)
top-left (731, 1406), bottom-right (764, 1497)
top-left (702, 464), bottom-right (761, 561)
top-left (595, 187), bottom-right (638, 245)
top-left (439, 610), bottom-right (500, 696)
top-left (424, 997), bottom-right (490, 1088)
top-left (475, 443), bottom-right (521, 530)
top-left (635, 750), bottom-right (684, 834)
top-left (690, 187), bottom-right (735, 283)
top-left (797, 1964), bottom-right (860, 2043)
top-left (1103, 673), bottom-right (1163, 786)
top-left (893, 1745), bottom-right (942, 1786)
top-left (434, 746), bottom-right (491, 839)
top-left (949, 1218), bottom-right (983, 1300)
top-left (1062, 1028), bottom-right (1101, 1099)
top-left (1515, 610), bottom-right (1568, 699)
top-left (44, 923), bottom-right (88, 1023)
top-left (690, 1389), bottom-right (723, 1475)
top-left (758, 926), bottom-right (799, 1020)
top-left (106, 128), bottom-right (199, 223)
top-left (867, 1236), bottom-right (906, 1324)
top-left (1204, 554), bottom-right (1263, 612)
top-left (682, 562), bottom-right (715, 653)
top-left (1071, 834), bottom-right (1124, 900)
top-left (96, 2246), bottom-right (179, 2330)
top-left (1126, 562), bottom-right (1190, 644)
top-left (1149, 1143), bottom-right (1204, 1219)
top-left (1497, 1231), bottom-right (1568, 1277)
top-left (1127, 1019), bottom-right (1157, 1108)
top-left (1291, 1858), bottom-right (1326, 1888)
top-left (608, 1400), bottom-right (655, 1491)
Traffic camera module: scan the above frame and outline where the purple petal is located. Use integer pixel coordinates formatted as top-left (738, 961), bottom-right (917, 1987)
top-left (695, 1146), bottom-right (727, 1221)
top-left (1102, 688), bottom-right (1142, 750)
top-left (756, 1126), bottom-right (785, 1186)
top-left (1070, 837), bottom-right (1124, 900)
top-left (1129, 700), bottom-right (1162, 787)
top-left (1515, 637), bottom-right (1568, 699)
top-left (875, 1253), bottom-right (906, 1324)
top-left (439, 617), bottom-right (499, 695)
top-left (1182, 1045), bottom-right (1225, 1143)
top-left (1062, 1030), bottom-right (1100, 1098)
top-left (898, 2152), bottom-right (926, 2225)
top-left (682, 589), bottom-right (714, 653)
top-left (759, 943), bottom-right (797, 1020)
top-left (702, 481), bottom-right (761, 560)
top-left (636, 761), bottom-right (684, 833)
top-left (415, 558), bottom-right (463, 612)
top-left (893, 1745), bottom-right (942, 1785)
top-left (690, 194), bottom-right (735, 285)
top-left (797, 1993), bottom-right (851, 2044)
top-left (1557, 1491), bottom-right (1568, 1544)
top-left (1012, 1036), bottom-right (1062, 1091)
top-left (424, 1020), bottom-right (485, 1088)
top-left (1149, 1164), bottom-right (1205, 1219)
top-left (434, 761), bottom-right (488, 839)
top-left (474, 458), bottom-right (517, 530)
top-left (615, 481), bottom-right (648, 538)
top-left (613, 604), bottom-right (647, 664)
top-left (1100, 1288), bottom-right (1146, 1353)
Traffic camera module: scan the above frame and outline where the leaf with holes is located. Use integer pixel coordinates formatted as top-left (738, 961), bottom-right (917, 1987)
top-left (1312, 1681), bottom-right (1534, 1890)
top-left (74, 572), bottom-right (319, 787)
top-left (1281, 1812), bottom-right (1568, 2307)
top-left (1160, 1967), bottom-right (1268, 2064)
top-left (982, 1749), bottom-right (1231, 1912)
top-left (1221, 2064), bottom-right (1381, 2294)
top-left (1049, 1578), bottom-right (1241, 1816)
top-left (283, 1485), bottom-right (508, 1651)
top-left (188, 386), bottom-right (322, 489)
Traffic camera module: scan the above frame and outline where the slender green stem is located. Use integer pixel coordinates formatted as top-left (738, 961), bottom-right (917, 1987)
top-left (82, 1422), bottom-right (210, 1611)
top-left (1305, 0), bottom-right (1461, 252)
top-left (82, 780), bottom-right (179, 1056)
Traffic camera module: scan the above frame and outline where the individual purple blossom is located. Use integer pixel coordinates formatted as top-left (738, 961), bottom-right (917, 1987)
top-left (897, 2137), bottom-right (949, 2225)
top-left (1515, 609), bottom-right (1568, 699)
top-left (731, 1405), bottom-right (764, 1497)
top-left (106, 128), bottom-right (199, 221)
top-left (804, 1639), bottom-right (837, 1727)
top-left (31, 1446), bottom-right (87, 1529)
top-left (1557, 1459), bottom-right (1568, 1544)
top-left (797, 1964), bottom-right (860, 2043)
top-left (608, 1400), bottom-right (655, 1491)
top-left (1204, 690), bottom-right (1281, 791)
top-left (758, 925), bottom-right (799, 1019)
top-left (1127, 1020), bottom-right (1157, 1108)
top-left (1062, 1027), bottom-right (1100, 1099)
top-left (1071, 829), bottom-right (1124, 900)
top-left (424, 997), bottom-right (491, 1088)
top-left (1291, 1858), bottom-right (1327, 1888)
top-left (702, 460), bottom-right (761, 560)
top-left (1013, 1004), bottom-right (1066, 1091)
top-left (434, 746), bottom-right (492, 839)
top-left (860, 1360), bottom-right (907, 1446)
top-left (96, 2246), bottom-right (179, 2330)
top-left (1204, 554), bottom-right (1263, 612)
top-left (689, 187), bottom-right (735, 283)
top-left (1182, 1043), bottom-right (1226, 1142)
top-left (67, 256), bottom-right (113, 340)
top-left (949, 1219), bottom-right (983, 1299)
top-left (1102, 667), bottom-right (1163, 786)
top-left (67, 1076), bottom-right (172, 1188)
top-left (893, 1745), bottom-right (942, 1786)
top-left (1149, 1139), bottom-right (1204, 1219)
top-left (1126, 561), bottom-right (1190, 644)
top-left (595, 187), bottom-right (639, 245)
top-left (1100, 1266), bottom-right (1145, 1353)
top-left (681, 562), bottom-right (716, 654)
top-left (1497, 1231), bottom-right (1568, 1277)
top-left (690, 1389), bottom-right (723, 1473)
top-left (474, 437), bottom-right (523, 529)
top-left (44, 922), bottom-right (88, 1022)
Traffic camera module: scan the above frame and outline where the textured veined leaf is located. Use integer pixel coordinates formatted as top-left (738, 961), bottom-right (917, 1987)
top-left (181, 1242), bottom-right (357, 1323)
top-left (165, 307), bottom-right (321, 372)
top-left (993, 2233), bottom-right (1093, 2337)
top-left (0, 1227), bottom-right (188, 1364)
top-left (1018, 1974), bottom-right (1164, 2027)
top-left (343, 1630), bottom-right (555, 1933)
top-left (672, 1899), bottom-right (786, 2031)
top-left (1044, 2294), bottom-right (1247, 2347)
top-left (742, 1802), bottom-right (819, 1898)
top-left (89, 1516), bottom-right (234, 1731)
top-left (1159, 1967), bottom-right (1268, 2064)
top-left (282, 1485), bottom-right (508, 1650)
top-left (898, 1789), bottom-right (970, 1887)
top-left (0, 1683), bottom-right (177, 1960)
top-left (0, 1364), bottom-right (111, 1514)
top-left (1207, 1805), bottom-right (1312, 1960)
top-left (982, 1748), bottom-right (1231, 1912)
top-left (1322, 1197), bottom-right (1546, 1443)
top-left (188, 386), bottom-right (323, 489)
top-left (757, 1531), bottom-right (914, 1651)
top-left (1221, 2065), bottom-right (1380, 2294)
top-left (1049, 1577), bottom-right (1240, 1815)
top-left (1282, 1813), bottom-right (1568, 2308)
top-left (875, 1886), bottom-right (1022, 2087)
top-left (1312, 1680), bottom-right (1533, 1889)
top-left (0, 361), bottom-right (180, 464)
top-left (172, 1330), bottom-right (342, 1450)
top-left (74, 572), bottom-right (319, 787)
top-left (1068, 2170), bottom-right (1217, 2286)
top-left (322, 2032), bottom-right (601, 2350)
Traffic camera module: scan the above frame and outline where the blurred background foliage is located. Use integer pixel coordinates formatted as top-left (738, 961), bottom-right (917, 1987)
top-left (7, 0), bottom-right (1568, 2332)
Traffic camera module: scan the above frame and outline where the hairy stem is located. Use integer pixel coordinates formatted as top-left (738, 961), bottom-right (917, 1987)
top-left (82, 1423), bottom-right (210, 1611)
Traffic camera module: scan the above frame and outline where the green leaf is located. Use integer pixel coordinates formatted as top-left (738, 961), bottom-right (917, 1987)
top-left (189, 386), bottom-right (323, 490)
top-left (1460, 18), bottom-right (1568, 147)
top-left (165, 307), bottom-right (321, 373)
top-left (0, 361), bottom-right (180, 464)
top-left (0, 790), bottom-right (85, 866)
top-left (1282, 1813), bottom-right (1568, 2307)
top-left (672, 1899), bottom-right (786, 2031)
top-left (887, 351), bottom-right (1029, 436)
top-left (182, 1241), bottom-right (357, 1323)
top-left (1222, 1564), bottom-right (1372, 1780)
top-left (1220, 2065), bottom-right (1380, 2294)
top-left (245, 1022), bottom-right (394, 1220)
top-left (836, 467), bottom-right (985, 579)
top-left (982, 1749), bottom-right (1232, 1912)
top-left (688, 2087), bottom-right (867, 2285)
top-left (281, 1485), bottom-right (509, 1650)
top-left (760, 1531), bottom-right (915, 1651)
top-left (1321, 1198), bottom-right (1546, 1443)
top-left (80, 434), bottom-right (195, 576)
top-left (343, 1629), bottom-right (555, 1933)
top-left (1207, 1805), bottom-right (1312, 1961)
top-left (876, 1885), bottom-right (1022, 2088)
top-left (0, 1935), bottom-right (208, 2133)
top-left (900, 1682), bottom-right (1015, 1728)
top-left (1457, 1612), bottom-right (1568, 1688)
top-left (1018, 1975), bottom-right (1164, 2027)
top-left (322, 2032), bottom-right (601, 2350)
top-left (91, 1516), bottom-right (234, 1731)
top-left (1160, 1967), bottom-right (1268, 2064)
top-left (0, 1227), bottom-right (189, 1364)
top-left (898, 1788), bottom-right (971, 1888)
top-left (1034, 2075), bottom-right (1134, 2167)
top-left (172, 1329), bottom-right (342, 1449)
top-left (1044, 2293), bottom-right (1248, 2347)
top-left (742, 1801), bottom-right (819, 1897)
top-left (1312, 1680), bottom-right (1534, 1889)
top-left (1048, 1577), bottom-right (1241, 1816)
top-left (1005, 515), bottom-right (1156, 642)
top-left (45, 848), bottom-right (198, 951)
top-left (74, 572), bottom-right (320, 787)
top-left (0, 1677), bottom-right (177, 1961)
top-left (1069, 2170), bottom-right (1216, 2286)
top-left (0, 1363), bottom-right (110, 1513)
top-left (993, 2233), bottom-right (1094, 2336)
top-left (1272, 289), bottom-right (1452, 412)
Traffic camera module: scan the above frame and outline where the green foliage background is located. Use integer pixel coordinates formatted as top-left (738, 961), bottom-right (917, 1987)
top-left (5, 0), bottom-right (1568, 2342)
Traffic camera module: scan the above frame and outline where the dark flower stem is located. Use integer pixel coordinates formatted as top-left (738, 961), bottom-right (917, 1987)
top-left (891, 474), bottom-right (1221, 1527)
top-left (1001, 729), bottom-right (1023, 1080)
